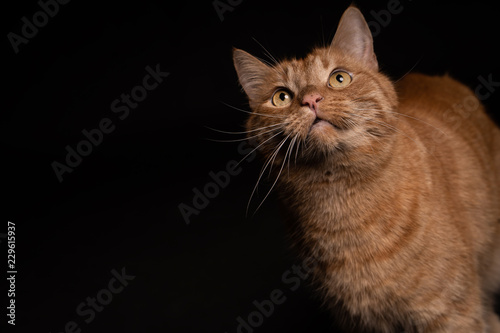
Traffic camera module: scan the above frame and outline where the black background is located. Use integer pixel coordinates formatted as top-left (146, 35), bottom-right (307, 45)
top-left (4, 0), bottom-right (500, 332)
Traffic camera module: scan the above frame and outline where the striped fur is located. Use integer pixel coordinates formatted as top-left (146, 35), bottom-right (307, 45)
top-left (233, 6), bottom-right (500, 332)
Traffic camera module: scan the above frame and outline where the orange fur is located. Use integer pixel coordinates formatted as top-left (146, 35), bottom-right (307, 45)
top-left (233, 6), bottom-right (500, 332)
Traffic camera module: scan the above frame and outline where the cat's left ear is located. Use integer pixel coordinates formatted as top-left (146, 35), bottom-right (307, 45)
top-left (331, 6), bottom-right (378, 71)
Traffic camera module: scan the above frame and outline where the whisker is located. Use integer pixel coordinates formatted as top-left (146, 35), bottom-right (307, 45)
top-left (393, 56), bottom-right (423, 84)
top-left (250, 37), bottom-right (289, 79)
top-left (267, 134), bottom-right (290, 177)
top-left (207, 125), bottom-right (285, 143)
top-left (249, 134), bottom-right (289, 212)
top-left (205, 122), bottom-right (284, 135)
top-left (320, 15), bottom-right (326, 48)
top-left (294, 135), bottom-right (301, 164)
top-left (287, 134), bottom-right (298, 175)
top-left (355, 123), bottom-right (376, 155)
top-left (353, 107), bottom-right (447, 137)
top-left (253, 133), bottom-right (294, 215)
top-left (247, 133), bottom-right (291, 216)
top-left (251, 37), bottom-right (280, 66)
top-left (351, 96), bottom-right (370, 102)
top-left (222, 102), bottom-right (287, 119)
top-left (235, 129), bottom-right (285, 167)
top-left (348, 112), bottom-right (428, 155)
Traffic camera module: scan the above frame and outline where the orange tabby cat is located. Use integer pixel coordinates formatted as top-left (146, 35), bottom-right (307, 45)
top-left (232, 5), bottom-right (500, 333)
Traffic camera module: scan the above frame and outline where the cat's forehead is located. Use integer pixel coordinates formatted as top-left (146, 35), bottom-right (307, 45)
top-left (277, 50), bottom-right (334, 91)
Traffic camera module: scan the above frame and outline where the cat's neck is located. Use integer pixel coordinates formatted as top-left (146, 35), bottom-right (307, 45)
top-left (278, 125), bottom-right (429, 233)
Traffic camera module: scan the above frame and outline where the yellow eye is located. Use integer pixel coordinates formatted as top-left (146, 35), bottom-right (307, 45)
top-left (328, 71), bottom-right (352, 88)
top-left (271, 89), bottom-right (292, 107)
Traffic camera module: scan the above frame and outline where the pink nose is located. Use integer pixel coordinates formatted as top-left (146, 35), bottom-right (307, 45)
top-left (302, 93), bottom-right (323, 114)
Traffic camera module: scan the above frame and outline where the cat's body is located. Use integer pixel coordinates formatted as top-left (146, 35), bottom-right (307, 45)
top-left (280, 72), bottom-right (500, 332)
top-left (233, 6), bottom-right (500, 332)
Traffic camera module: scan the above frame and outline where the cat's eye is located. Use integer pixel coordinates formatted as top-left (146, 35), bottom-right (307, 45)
top-left (328, 71), bottom-right (352, 88)
top-left (271, 89), bottom-right (292, 107)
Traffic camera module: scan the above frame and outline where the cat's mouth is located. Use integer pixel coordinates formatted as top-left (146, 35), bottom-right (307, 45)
top-left (311, 116), bottom-right (341, 131)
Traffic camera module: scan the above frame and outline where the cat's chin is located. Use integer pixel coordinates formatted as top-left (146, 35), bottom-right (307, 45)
top-left (308, 119), bottom-right (341, 142)
top-left (303, 123), bottom-right (344, 160)
top-left (311, 119), bottom-right (336, 129)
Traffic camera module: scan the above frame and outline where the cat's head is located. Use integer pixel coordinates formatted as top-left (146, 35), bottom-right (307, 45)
top-left (233, 6), bottom-right (399, 175)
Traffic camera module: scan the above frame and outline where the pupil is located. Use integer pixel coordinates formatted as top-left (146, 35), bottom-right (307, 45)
top-left (280, 92), bottom-right (286, 101)
top-left (336, 74), bottom-right (344, 83)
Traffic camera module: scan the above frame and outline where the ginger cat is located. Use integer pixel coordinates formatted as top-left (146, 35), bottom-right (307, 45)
top-left (232, 5), bottom-right (500, 333)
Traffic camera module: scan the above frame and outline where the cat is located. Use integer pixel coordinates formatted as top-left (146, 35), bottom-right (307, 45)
top-left (232, 5), bottom-right (500, 333)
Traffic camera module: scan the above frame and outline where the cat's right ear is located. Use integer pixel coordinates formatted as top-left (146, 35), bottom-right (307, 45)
top-left (233, 48), bottom-right (271, 101)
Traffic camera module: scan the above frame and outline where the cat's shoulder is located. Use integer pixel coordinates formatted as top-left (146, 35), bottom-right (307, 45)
top-left (396, 72), bottom-right (471, 93)
top-left (395, 72), bottom-right (476, 105)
